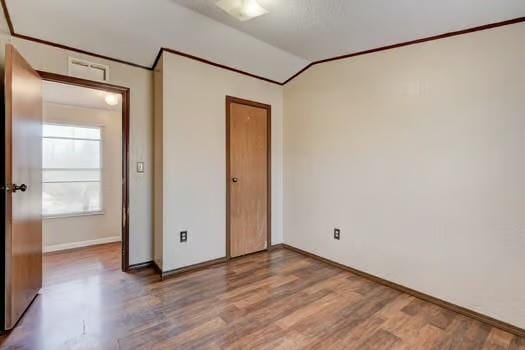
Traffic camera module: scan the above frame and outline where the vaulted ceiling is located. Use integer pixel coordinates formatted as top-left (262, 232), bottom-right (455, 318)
top-left (174, 0), bottom-right (525, 62)
top-left (3, 0), bottom-right (525, 83)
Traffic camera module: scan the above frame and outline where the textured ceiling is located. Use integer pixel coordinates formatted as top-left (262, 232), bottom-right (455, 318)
top-left (174, 0), bottom-right (525, 61)
top-left (3, 0), bottom-right (525, 83)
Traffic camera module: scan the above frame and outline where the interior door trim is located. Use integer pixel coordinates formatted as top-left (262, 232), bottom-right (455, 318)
top-left (37, 70), bottom-right (131, 272)
top-left (225, 95), bottom-right (271, 259)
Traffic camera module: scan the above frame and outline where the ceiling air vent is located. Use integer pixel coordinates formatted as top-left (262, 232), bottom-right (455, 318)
top-left (68, 57), bottom-right (109, 82)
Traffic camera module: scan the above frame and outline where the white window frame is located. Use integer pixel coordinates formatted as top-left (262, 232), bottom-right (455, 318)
top-left (42, 122), bottom-right (105, 219)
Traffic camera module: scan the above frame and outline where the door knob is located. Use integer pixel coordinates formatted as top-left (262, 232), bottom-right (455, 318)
top-left (11, 184), bottom-right (27, 193)
top-left (232, 177), bottom-right (239, 183)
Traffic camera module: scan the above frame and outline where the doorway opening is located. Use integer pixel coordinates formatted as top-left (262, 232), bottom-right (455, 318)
top-left (38, 71), bottom-right (130, 272)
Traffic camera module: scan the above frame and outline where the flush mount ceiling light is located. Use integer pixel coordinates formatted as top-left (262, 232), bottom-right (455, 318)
top-left (216, 0), bottom-right (268, 21)
top-left (105, 93), bottom-right (119, 106)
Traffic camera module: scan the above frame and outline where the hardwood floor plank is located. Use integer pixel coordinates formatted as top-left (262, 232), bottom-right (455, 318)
top-left (483, 328), bottom-right (516, 350)
top-left (152, 317), bottom-right (227, 350)
top-left (275, 292), bottom-right (340, 329)
top-left (0, 243), bottom-right (522, 350)
top-left (509, 336), bottom-right (525, 350)
top-left (433, 316), bottom-right (492, 350)
top-left (358, 329), bottom-right (402, 350)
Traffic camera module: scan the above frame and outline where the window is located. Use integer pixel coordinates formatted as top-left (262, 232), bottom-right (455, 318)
top-left (42, 124), bottom-right (103, 217)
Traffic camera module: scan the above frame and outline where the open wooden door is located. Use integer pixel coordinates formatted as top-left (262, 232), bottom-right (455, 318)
top-left (3, 44), bottom-right (43, 330)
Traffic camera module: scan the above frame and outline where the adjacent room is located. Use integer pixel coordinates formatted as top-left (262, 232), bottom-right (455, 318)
top-left (0, 0), bottom-right (524, 349)
top-left (41, 80), bottom-right (124, 286)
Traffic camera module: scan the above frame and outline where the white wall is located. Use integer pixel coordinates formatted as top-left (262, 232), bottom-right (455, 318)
top-left (284, 23), bottom-right (525, 328)
top-left (0, 32), bottom-right (153, 265)
top-left (156, 53), bottom-right (284, 271)
top-left (43, 102), bottom-right (122, 252)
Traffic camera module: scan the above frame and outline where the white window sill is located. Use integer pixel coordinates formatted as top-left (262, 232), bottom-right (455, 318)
top-left (43, 211), bottom-right (105, 220)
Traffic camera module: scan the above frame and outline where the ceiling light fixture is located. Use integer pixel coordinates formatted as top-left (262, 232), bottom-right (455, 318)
top-left (216, 0), bottom-right (268, 21)
top-left (105, 93), bottom-right (119, 106)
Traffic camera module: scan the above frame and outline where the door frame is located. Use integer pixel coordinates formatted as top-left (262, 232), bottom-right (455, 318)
top-left (37, 71), bottom-right (131, 272)
top-left (225, 95), bottom-right (271, 259)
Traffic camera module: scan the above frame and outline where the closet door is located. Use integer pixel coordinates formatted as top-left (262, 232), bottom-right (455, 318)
top-left (227, 96), bottom-right (271, 258)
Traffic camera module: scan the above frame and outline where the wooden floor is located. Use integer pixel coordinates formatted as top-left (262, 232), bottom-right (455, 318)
top-left (0, 243), bottom-right (523, 350)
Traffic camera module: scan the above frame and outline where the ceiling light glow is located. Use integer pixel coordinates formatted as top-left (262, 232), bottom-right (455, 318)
top-left (105, 93), bottom-right (119, 106)
top-left (216, 0), bottom-right (268, 21)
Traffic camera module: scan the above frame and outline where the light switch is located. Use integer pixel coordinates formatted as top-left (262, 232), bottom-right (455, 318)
top-left (136, 162), bottom-right (145, 173)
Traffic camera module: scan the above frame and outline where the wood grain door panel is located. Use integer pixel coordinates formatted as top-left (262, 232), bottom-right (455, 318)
top-left (228, 98), bottom-right (270, 258)
top-left (4, 44), bottom-right (43, 330)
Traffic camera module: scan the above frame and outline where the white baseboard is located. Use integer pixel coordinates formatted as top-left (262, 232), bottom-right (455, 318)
top-left (44, 236), bottom-right (121, 253)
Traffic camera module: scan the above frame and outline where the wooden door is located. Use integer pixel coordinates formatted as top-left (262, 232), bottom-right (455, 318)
top-left (3, 44), bottom-right (43, 330)
top-left (227, 97), bottom-right (270, 258)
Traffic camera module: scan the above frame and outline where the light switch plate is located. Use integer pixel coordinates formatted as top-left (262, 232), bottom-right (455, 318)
top-left (136, 162), bottom-right (145, 173)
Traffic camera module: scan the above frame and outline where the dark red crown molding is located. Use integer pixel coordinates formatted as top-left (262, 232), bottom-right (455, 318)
top-left (1, 0), bottom-right (524, 86)
top-left (283, 16), bottom-right (525, 85)
top-left (158, 48), bottom-right (282, 85)
top-left (0, 0), bottom-right (151, 70)
top-left (0, 0), bottom-right (13, 34)
top-left (0, 0), bottom-right (282, 85)
top-left (12, 33), bottom-right (152, 70)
